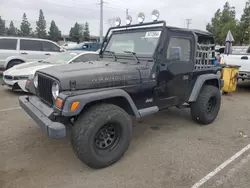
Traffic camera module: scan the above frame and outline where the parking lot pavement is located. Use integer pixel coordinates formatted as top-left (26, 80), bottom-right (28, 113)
top-left (1, 82), bottom-right (250, 188)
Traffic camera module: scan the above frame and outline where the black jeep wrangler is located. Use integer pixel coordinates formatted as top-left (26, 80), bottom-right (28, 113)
top-left (19, 20), bottom-right (223, 169)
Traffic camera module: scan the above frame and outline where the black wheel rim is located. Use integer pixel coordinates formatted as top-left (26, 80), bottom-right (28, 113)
top-left (94, 123), bottom-right (120, 150)
top-left (206, 96), bottom-right (216, 114)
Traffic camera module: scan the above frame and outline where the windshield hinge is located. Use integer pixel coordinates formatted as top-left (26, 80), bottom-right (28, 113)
top-left (69, 80), bottom-right (76, 91)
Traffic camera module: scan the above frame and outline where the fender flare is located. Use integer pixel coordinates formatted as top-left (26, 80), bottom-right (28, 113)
top-left (4, 56), bottom-right (26, 69)
top-left (188, 74), bottom-right (220, 102)
top-left (59, 89), bottom-right (141, 117)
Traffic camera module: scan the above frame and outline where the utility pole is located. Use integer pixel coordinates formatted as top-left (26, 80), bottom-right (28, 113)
top-left (185, 19), bottom-right (192, 29)
top-left (100, 0), bottom-right (104, 43)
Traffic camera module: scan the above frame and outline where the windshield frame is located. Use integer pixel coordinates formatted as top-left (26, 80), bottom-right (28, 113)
top-left (101, 21), bottom-right (166, 59)
top-left (103, 27), bottom-right (164, 58)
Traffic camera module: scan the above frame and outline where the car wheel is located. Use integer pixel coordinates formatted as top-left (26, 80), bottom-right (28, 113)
top-left (6, 60), bottom-right (23, 69)
top-left (190, 85), bottom-right (221, 125)
top-left (71, 103), bottom-right (133, 169)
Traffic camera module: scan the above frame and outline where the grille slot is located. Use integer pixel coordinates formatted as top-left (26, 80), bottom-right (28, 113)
top-left (37, 74), bottom-right (54, 106)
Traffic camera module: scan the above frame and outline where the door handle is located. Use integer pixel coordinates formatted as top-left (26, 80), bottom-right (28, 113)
top-left (241, 56), bottom-right (248, 60)
top-left (45, 53), bottom-right (51, 55)
top-left (21, 52), bottom-right (28, 55)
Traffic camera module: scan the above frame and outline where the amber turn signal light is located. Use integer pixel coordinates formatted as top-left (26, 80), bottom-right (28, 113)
top-left (55, 98), bottom-right (63, 109)
top-left (71, 101), bottom-right (80, 111)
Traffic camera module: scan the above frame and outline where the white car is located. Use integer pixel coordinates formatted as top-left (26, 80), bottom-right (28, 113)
top-left (2, 51), bottom-right (99, 92)
top-left (0, 37), bottom-right (65, 70)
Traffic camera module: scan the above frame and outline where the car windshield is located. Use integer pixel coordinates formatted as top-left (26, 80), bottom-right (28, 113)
top-left (104, 30), bottom-right (161, 55)
top-left (41, 51), bottom-right (81, 64)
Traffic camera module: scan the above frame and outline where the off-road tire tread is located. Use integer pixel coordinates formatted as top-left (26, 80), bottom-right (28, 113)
top-left (190, 85), bottom-right (221, 125)
top-left (71, 103), bottom-right (132, 169)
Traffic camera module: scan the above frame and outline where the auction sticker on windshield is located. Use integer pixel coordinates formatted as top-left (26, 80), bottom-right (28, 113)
top-left (145, 31), bottom-right (161, 38)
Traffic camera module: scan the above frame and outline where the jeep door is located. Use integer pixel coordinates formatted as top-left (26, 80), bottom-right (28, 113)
top-left (156, 31), bottom-right (195, 107)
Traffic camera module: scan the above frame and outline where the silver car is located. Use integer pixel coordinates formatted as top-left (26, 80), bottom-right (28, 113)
top-left (0, 37), bottom-right (65, 70)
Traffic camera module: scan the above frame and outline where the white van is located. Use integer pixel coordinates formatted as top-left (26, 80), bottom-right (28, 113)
top-left (0, 37), bottom-right (65, 70)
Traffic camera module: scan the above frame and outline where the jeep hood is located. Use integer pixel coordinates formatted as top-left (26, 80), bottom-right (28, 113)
top-left (37, 60), bottom-right (151, 90)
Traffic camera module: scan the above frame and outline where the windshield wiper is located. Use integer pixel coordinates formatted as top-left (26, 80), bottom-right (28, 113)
top-left (123, 51), bottom-right (140, 63)
top-left (104, 50), bottom-right (117, 61)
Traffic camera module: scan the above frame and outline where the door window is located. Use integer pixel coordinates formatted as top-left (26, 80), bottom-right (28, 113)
top-left (167, 37), bottom-right (191, 62)
top-left (42, 41), bottom-right (60, 52)
top-left (20, 39), bottom-right (43, 51)
top-left (0, 39), bottom-right (17, 50)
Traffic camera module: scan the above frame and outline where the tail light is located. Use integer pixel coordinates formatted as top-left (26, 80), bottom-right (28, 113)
top-left (218, 57), bottom-right (221, 64)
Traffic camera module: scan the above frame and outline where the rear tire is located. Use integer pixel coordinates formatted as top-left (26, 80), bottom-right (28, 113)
top-left (71, 103), bottom-right (133, 169)
top-left (190, 85), bottom-right (221, 125)
top-left (6, 60), bottom-right (23, 69)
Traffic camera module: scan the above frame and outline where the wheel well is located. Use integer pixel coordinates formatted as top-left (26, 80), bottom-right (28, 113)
top-left (204, 79), bottom-right (219, 88)
top-left (7, 59), bottom-right (24, 67)
top-left (81, 97), bottom-right (135, 116)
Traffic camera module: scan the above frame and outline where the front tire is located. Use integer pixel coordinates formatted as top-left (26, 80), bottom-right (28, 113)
top-left (71, 104), bottom-right (133, 169)
top-left (190, 85), bottom-right (221, 125)
top-left (6, 60), bottom-right (23, 69)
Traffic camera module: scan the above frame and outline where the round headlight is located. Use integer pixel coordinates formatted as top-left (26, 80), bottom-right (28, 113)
top-left (138, 12), bottom-right (145, 24)
top-left (52, 82), bottom-right (59, 99)
top-left (152, 9), bottom-right (160, 22)
top-left (34, 74), bottom-right (38, 88)
top-left (126, 15), bottom-right (132, 25)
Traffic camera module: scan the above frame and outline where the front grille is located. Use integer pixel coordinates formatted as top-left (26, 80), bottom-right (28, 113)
top-left (37, 74), bottom-right (54, 106)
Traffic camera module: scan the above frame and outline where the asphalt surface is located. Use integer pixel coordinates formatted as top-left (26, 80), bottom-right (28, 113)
top-left (1, 81), bottom-right (250, 188)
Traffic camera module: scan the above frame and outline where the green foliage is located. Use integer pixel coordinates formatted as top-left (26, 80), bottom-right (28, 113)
top-left (240, 0), bottom-right (250, 44)
top-left (48, 20), bottom-right (62, 42)
top-left (83, 22), bottom-right (90, 41)
top-left (207, 1), bottom-right (250, 45)
top-left (0, 16), bottom-right (6, 36)
top-left (69, 22), bottom-right (83, 43)
top-left (20, 13), bottom-right (32, 36)
top-left (6, 21), bottom-right (18, 36)
top-left (36, 9), bottom-right (47, 39)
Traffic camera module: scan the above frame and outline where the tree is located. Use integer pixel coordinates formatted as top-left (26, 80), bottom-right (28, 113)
top-left (48, 20), bottom-right (62, 42)
top-left (36, 9), bottom-right (47, 39)
top-left (20, 13), bottom-right (32, 36)
top-left (6, 21), bottom-right (18, 36)
top-left (240, 0), bottom-right (250, 44)
top-left (83, 22), bottom-right (90, 41)
top-left (206, 2), bottom-right (239, 45)
top-left (0, 16), bottom-right (6, 35)
top-left (69, 22), bottom-right (83, 43)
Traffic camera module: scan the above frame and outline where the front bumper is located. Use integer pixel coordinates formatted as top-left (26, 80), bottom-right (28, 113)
top-left (238, 71), bottom-right (250, 80)
top-left (19, 95), bottom-right (66, 139)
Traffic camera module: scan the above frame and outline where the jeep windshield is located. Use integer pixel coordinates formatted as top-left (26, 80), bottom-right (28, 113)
top-left (104, 30), bottom-right (161, 56)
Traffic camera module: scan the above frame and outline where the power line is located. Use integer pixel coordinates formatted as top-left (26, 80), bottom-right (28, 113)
top-left (185, 19), bottom-right (192, 29)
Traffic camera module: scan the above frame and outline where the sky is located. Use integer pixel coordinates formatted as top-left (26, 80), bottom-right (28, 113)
top-left (0, 0), bottom-right (247, 36)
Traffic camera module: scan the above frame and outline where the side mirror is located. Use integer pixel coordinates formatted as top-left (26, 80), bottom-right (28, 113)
top-left (169, 47), bottom-right (181, 61)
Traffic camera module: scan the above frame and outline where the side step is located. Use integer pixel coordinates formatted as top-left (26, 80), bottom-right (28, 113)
top-left (138, 106), bottom-right (159, 117)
